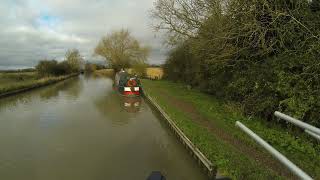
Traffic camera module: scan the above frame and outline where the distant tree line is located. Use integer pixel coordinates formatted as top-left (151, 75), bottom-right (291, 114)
top-left (152, 0), bottom-right (320, 125)
top-left (36, 49), bottom-right (83, 76)
top-left (84, 63), bottom-right (107, 73)
top-left (148, 64), bottom-right (162, 68)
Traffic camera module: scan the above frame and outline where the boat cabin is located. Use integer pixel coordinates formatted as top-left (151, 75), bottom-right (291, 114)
top-left (114, 70), bottom-right (141, 97)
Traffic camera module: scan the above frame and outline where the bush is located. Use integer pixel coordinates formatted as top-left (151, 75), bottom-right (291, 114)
top-left (65, 49), bottom-right (83, 73)
top-left (84, 63), bottom-right (97, 73)
top-left (131, 62), bottom-right (147, 77)
top-left (36, 60), bottom-right (72, 77)
top-left (162, 0), bottom-right (320, 125)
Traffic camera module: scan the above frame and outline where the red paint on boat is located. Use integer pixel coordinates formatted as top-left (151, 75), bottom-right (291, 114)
top-left (123, 91), bottom-right (140, 96)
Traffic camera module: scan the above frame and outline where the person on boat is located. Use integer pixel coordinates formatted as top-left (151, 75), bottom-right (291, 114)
top-left (114, 68), bottom-right (128, 87)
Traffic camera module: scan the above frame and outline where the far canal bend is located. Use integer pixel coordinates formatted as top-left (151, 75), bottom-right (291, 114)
top-left (0, 75), bottom-right (208, 180)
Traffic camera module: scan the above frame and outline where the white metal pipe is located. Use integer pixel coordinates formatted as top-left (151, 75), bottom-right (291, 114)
top-left (235, 121), bottom-right (313, 180)
top-left (305, 130), bottom-right (320, 141)
top-left (274, 111), bottom-right (320, 136)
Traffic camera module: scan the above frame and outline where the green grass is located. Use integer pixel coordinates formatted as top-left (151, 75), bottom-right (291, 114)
top-left (142, 79), bottom-right (320, 179)
top-left (0, 72), bottom-right (76, 95)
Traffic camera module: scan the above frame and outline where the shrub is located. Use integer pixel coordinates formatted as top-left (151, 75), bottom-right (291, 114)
top-left (84, 63), bottom-right (97, 73)
top-left (36, 60), bottom-right (72, 77)
top-left (161, 0), bottom-right (320, 125)
top-left (131, 62), bottom-right (147, 77)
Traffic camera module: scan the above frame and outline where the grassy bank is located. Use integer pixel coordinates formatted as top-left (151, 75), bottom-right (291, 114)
top-left (93, 68), bottom-right (164, 79)
top-left (0, 72), bottom-right (77, 96)
top-left (142, 80), bottom-right (320, 179)
top-left (93, 69), bottom-right (115, 77)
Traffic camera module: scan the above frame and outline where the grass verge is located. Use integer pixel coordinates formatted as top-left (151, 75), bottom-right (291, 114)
top-left (142, 79), bottom-right (320, 180)
top-left (0, 72), bottom-right (78, 97)
top-left (93, 69), bottom-right (115, 77)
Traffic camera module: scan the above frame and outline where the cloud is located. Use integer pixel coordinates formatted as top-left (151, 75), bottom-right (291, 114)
top-left (0, 0), bottom-right (167, 69)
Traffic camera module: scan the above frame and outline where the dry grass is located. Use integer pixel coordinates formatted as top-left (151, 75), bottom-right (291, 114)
top-left (93, 69), bottom-right (115, 77)
top-left (0, 72), bottom-right (37, 89)
top-left (0, 73), bottom-right (77, 95)
top-left (93, 67), bottom-right (163, 79)
top-left (145, 67), bottom-right (164, 79)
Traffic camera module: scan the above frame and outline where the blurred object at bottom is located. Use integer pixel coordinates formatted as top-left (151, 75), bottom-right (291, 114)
top-left (147, 171), bottom-right (166, 180)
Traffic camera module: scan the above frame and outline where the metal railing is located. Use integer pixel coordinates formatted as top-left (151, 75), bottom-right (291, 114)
top-left (274, 111), bottom-right (320, 141)
top-left (305, 130), bottom-right (320, 141)
top-left (235, 121), bottom-right (313, 180)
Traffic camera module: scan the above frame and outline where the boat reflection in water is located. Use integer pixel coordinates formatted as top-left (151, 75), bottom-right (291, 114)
top-left (112, 69), bottom-right (143, 113)
top-left (119, 96), bottom-right (142, 113)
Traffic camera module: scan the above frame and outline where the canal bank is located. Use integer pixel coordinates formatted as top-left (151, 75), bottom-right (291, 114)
top-left (143, 91), bottom-right (216, 179)
top-left (0, 73), bottom-right (79, 98)
top-left (0, 75), bottom-right (208, 180)
top-left (141, 79), bottom-right (320, 179)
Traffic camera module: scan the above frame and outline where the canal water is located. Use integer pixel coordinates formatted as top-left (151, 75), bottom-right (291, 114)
top-left (0, 75), bottom-right (207, 180)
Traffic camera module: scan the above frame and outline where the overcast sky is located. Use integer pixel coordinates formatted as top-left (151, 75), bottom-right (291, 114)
top-left (0, 0), bottom-right (167, 69)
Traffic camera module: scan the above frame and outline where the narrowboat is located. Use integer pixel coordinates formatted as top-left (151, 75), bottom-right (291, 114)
top-left (114, 69), bottom-right (142, 97)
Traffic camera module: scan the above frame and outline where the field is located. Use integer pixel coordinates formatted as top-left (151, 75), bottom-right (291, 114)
top-left (142, 79), bottom-right (320, 179)
top-left (93, 69), bottom-right (115, 77)
top-left (93, 67), bottom-right (164, 79)
top-left (125, 67), bottom-right (164, 79)
top-left (145, 67), bottom-right (163, 79)
top-left (0, 72), bottom-right (76, 95)
top-left (126, 67), bottom-right (163, 79)
top-left (0, 72), bottom-right (37, 90)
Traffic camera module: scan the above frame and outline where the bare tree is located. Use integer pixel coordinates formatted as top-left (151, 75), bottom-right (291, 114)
top-left (94, 29), bottom-right (150, 72)
top-left (150, 0), bottom-right (221, 43)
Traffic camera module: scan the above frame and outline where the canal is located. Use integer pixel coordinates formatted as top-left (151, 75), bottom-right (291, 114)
top-left (0, 75), bottom-right (207, 180)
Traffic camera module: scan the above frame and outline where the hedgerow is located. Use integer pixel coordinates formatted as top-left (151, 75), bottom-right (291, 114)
top-left (161, 0), bottom-right (320, 125)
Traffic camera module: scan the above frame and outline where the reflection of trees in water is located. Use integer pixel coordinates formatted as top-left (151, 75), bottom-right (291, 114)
top-left (84, 73), bottom-right (92, 79)
top-left (39, 77), bottom-right (82, 100)
top-left (84, 73), bottom-right (115, 81)
top-left (94, 91), bottom-right (143, 125)
top-left (0, 93), bottom-right (33, 111)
